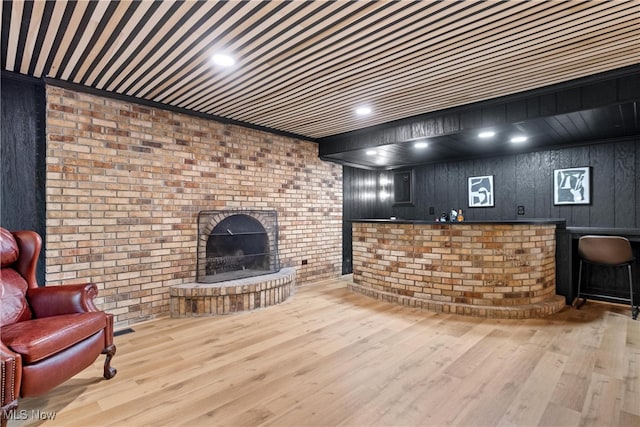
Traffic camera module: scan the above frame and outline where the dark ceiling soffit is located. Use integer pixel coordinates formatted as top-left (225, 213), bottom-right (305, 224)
top-left (318, 156), bottom-right (380, 171)
top-left (323, 134), bottom-right (640, 172)
top-left (317, 63), bottom-right (640, 155)
top-left (1, 70), bottom-right (45, 86)
top-left (0, 71), bottom-right (318, 144)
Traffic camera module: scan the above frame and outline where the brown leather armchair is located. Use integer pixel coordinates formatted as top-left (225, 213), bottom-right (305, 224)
top-left (1, 227), bottom-right (116, 426)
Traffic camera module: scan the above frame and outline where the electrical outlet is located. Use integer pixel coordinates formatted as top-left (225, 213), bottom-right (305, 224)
top-left (429, 207), bottom-right (435, 215)
top-left (517, 205), bottom-right (525, 215)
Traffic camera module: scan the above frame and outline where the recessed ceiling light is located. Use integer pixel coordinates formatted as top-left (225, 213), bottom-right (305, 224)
top-left (510, 136), bottom-right (528, 143)
top-left (212, 53), bottom-right (235, 67)
top-left (414, 141), bottom-right (428, 149)
top-left (366, 149), bottom-right (377, 155)
top-left (478, 131), bottom-right (495, 138)
top-left (355, 106), bottom-right (372, 116)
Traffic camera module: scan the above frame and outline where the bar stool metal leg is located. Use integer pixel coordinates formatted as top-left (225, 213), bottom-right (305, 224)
top-left (630, 264), bottom-right (638, 320)
top-left (574, 259), bottom-right (586, 309)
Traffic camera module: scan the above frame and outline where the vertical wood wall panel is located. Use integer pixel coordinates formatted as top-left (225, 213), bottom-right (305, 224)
top-left (447, 163), bottom-right (460, 217)
top-left (547, 150), bottom-right (562, 220)
top-left (497, 155), bottom-right (516, 219)
top-left (342, 167), bottom-right (379, 274)
top-left (614, 141), bottom-right (636, 228)
top-left (1, 75), bottom-right (46, 283)
top-left (569, 147), bottom-right (590, 226)
top-left (589, 143), bottom-right (615, 227)
top-left (556, 148), bottom-right (573, 224)
top-left (434, 162), bottom-right (449, 218)
top-left (515, 153), bottom-right (535, 218)
top-left (637, 142), bottom-right (640, 228)
top-left (534, 151), bottom-right (551, 219)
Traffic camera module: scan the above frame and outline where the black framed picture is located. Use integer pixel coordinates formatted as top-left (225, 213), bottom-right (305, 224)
top-left (468, 175), bottom-right (494, 207)
top-left (393, 169), bottom-right (415, 206)
top-left (554, 167), bottom-right (591, 205)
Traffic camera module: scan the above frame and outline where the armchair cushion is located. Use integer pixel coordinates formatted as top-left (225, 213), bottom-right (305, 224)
top-left (1, 312), bottom-right (107, 364)
top-left (1, 228), bottom-right (34, 327)
top-left (0, 227), bottom-right (19, 267)
top-left (0, 267), bottom-right (32, 327)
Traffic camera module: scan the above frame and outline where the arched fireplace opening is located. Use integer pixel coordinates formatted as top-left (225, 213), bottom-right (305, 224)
top-left (207, 214), bottom-right (268, 273)
top-left (197, 210), bottom-right (279, 283)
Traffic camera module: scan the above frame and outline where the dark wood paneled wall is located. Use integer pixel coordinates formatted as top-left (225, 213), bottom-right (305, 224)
top-left (342, 167), bottom-right (381, 274)
top-left (343, 139), bottom-right (640, 273)
top-left (1, 74), bottom-right (46, 283)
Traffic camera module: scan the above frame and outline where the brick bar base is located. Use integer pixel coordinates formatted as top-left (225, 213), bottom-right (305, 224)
top-left (347, 281), bottom-right (564, 318)
top-left (170, 267), bottom-right (296, 317)
top-left (352, 222), bottom-right (566, 319)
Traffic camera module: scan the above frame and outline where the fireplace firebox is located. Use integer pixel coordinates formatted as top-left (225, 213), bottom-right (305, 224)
top-left (197, 210), bottom-right (280, 283)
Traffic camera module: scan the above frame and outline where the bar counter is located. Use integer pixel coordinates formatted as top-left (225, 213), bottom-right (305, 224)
top-left (350, 219), bottom-right (567, 318)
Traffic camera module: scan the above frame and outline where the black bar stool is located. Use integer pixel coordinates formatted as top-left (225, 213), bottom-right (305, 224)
top-left (574, 235), bottom-right (638, 319)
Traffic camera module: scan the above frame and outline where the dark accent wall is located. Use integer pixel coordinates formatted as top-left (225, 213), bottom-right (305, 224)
top-left (343, 139), bottom-right (640, 273)
top-left (343, 167), bottom-right (382, 273)
top-left (1, 74), bottom-right (46, 283)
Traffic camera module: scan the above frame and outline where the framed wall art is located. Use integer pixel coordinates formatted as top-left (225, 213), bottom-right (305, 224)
top-left (468, 175), bottom-right (494, 207)
top-left (393, 169), bottom-right (415, 206)
top-left (554, 167), bottom-right (591, 205)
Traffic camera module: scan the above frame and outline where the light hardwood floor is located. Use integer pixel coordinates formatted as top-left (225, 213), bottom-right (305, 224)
top-left (11, 275), bottom-right (640, 427)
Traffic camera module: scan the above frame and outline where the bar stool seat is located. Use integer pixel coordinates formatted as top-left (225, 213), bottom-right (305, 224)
top-left (574, 235), bottom-right (638, 319)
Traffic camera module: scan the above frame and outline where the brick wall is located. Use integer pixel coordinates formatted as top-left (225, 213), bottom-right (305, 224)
top-left (45, 86), bottom-right (342, 327)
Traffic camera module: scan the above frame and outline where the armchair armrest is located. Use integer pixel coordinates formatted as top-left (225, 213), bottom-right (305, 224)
top-left (1, 341), bottom-right (21, 422)
top-left (26, 283), bottom-right (100, 318)
top-left (12, 230), bottom-right (41, 288)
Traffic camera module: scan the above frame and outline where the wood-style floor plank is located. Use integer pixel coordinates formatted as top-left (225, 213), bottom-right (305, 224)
top-left (10, 275), bottom-right (640, 427)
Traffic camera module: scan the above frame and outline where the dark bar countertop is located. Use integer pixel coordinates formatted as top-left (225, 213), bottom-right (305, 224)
top-left (350, 218), bottom-right (567, 228)
top-left (566, 227), bottom-right (640, 240)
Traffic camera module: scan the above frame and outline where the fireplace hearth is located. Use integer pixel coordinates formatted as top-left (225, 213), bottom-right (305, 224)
top-left (197, 210), bottom-right (280, 283)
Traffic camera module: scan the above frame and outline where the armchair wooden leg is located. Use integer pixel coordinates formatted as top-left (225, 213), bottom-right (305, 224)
top-left (1, 352), bottom-right (19, 427)
top-left (1, 400), bottom-right (18, 427)
top-left (102, 344), bottom-right (117, 379)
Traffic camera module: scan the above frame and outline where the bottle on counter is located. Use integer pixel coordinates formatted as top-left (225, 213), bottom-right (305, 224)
top-left (457, 209), bottom-right (464, 222)
top-left (440, 212), bottom-right (449, 222)
top-left (450, 208), bottom-right (458, 222)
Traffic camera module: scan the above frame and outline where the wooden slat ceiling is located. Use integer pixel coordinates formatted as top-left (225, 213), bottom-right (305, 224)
top-left (2, 0), bottom-right (639, 140)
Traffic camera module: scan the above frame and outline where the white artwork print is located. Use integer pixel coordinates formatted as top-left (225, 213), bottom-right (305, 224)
top-left (554, 167), bottom-right (590, 205)
top-left (468, 175), bottom-right (494, 207)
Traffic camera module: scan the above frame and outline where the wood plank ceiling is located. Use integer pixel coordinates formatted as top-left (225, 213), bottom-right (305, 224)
top-left (2, 0), bottom-right (639, 140)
